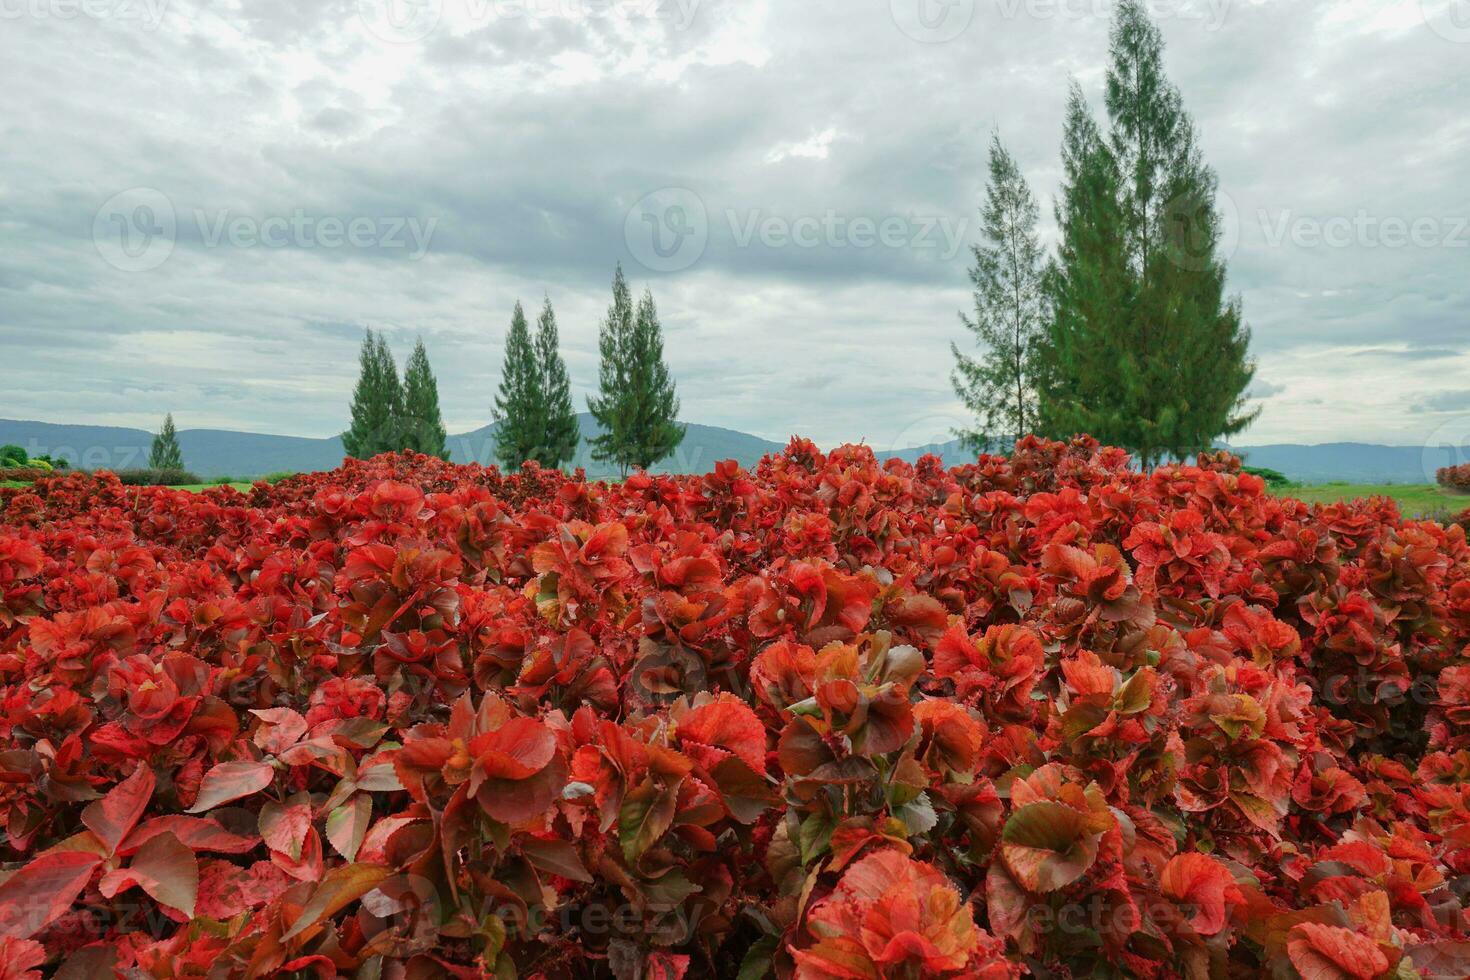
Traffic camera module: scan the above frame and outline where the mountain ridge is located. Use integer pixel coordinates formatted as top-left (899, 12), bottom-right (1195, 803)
top-left (0, 417), bottom-right (1459, 484)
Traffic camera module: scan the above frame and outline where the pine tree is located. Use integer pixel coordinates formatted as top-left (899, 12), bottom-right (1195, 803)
top-left (1103, 0), bottom-right (1255, 465)
top-left (343, 329), bottom-right (405, 459)
top-left (533, 297), bottom-right (580, 469)
top-left (402, 338), bottom-right (449, 460)
top-left (1036, 83), bottom-right (1138, 450)
top-left (952, 133), bottom-right (1047, 452)
top-left (586, 265), bottom-right (637, 473)
top-left (373, 333), bottom-right (406, 453)
top-left (149, 413), bottom-right (184, 470)
top-left (621, 289), bottom-right (684, 471)
top-left (1037, 3), bottom-right (1255, 467)
top-left (493, 302), bottom-right (543, 470)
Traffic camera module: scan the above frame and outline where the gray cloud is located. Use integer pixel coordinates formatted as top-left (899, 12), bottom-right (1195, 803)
top-left (0, 0), bottom-right (1465, 448)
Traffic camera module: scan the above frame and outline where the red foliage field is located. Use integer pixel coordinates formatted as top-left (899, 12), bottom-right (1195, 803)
top-left (1, 437), bottom-right (1469, 978)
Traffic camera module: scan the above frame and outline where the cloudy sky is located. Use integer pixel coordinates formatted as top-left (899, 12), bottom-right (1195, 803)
top-left (2, 0), bottom-right (1467, 452)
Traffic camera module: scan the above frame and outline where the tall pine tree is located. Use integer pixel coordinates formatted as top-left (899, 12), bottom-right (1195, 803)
top-left (533, 297), bottom-right (580, 469)
top-left (1103, 0), bottom-right (1254, 464)
top-left (1038, 3), bottom-right (1254, 467)
top-left (343, 330), bottom-right (405, 459)
top-left (587, 267), bottom-right (683, 476)
top-left (586, 265), bottom-right (637, 472)
top-left (622, 289), bottom-right (684, 471)
top-left (952, 133), bottom-right (1047, 452)
top-left (1036, 83), bottom-right (1138, 450)
top-left (149, 413), bottom-right (184, 470)
top-left (402, 338), bottom-right (449, 460)
top-left (494, 302), bottom-right (543, 469)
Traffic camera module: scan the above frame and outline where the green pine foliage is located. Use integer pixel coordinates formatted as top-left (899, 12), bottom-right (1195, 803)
top-left (148, 413), bottom-right (185, 470)
top-left (533, 297), bottom-right (580, 469)
top-left (587, 265), bottom-right (637, 472)
top-left (402, 338), bottom-right (449, 460)
top-left (622, 289), bottom-right (684, 471)
top-left (1037, 83), bottom-right (1139, 451)
top-left (494, 302), bottom-right (544, 470)
top-left (1037, 1), bottom-right (1255, 467)
top-left (342, 329), bottom-right (408, 460)
top-left (588, 266), bottom-right (683, 475)
top-left (952, 133), bottom-right (1048, 452)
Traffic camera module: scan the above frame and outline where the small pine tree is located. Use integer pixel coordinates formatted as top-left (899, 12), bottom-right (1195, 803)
top-left (402, 338), bottom-right (449, 460)
top-left (372, 332), bottom-right (406, 453)
top-left (493, 302), bottom-right (544, 469)
top-left (343, 329), bottom-right (405, 459)
top-left (621, 289), bottom-right (684, 471)
top-left (586, 265), bottom-right (638, 473)
top-left (149, 413), bottom-right (185, 470)
top-left (952, 133), bottom-right (1048, 452)
top-left (533, 297), bottom-right (580, 469)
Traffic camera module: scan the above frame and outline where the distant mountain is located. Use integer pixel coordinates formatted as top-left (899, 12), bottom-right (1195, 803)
top-left (1223, 442), bottom-right (1457, 486)
top-left (0, 416), bottom-right (786, 479)
top-left (1, 417), bottom-right (1459, 484)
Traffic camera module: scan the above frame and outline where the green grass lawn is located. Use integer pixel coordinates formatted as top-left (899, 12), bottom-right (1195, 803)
top-left (1276, 483), bottom-right (1463, 519)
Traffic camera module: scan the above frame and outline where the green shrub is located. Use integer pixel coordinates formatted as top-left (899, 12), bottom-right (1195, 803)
top-left (0, 445), bottom-right (27, 467)
top-left (1242, 465), bottom-right (1292, 488)
top-left (112, 468), bottom-right (202, 487)
top-left (262, 471), bottom-right (298, 484)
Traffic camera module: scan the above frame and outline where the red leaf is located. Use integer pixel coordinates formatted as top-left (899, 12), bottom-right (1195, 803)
top-left (187, 760), bottom-right (275, 813)
top-left (281, 863), bottom-right (391, 942)
top-left (1160, 852), bottom-right (1241, 935)
top-left (0, 852), bottom-right (99, 939)
top-left (80, 764), bottom-right (154, 856)
top-left (121, 815), bottom-right (260, 856)
top-left (98, 830), bottom-right (198, 918)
